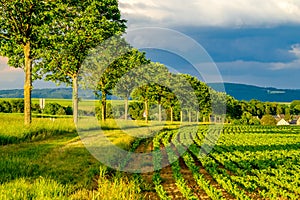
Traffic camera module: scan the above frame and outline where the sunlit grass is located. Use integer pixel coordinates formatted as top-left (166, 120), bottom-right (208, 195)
top-left (0, 177), bottom-right (70, 200)
top-left (0, 113), bottom-right (148, 199)
top-left (0, 113), bottom-right (76, 145)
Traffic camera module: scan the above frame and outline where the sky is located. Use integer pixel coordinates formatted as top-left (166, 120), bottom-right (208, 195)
top-left (1, 0), bottom-right (300, 89)
top-left (119, 0), bottom-right (300, 89)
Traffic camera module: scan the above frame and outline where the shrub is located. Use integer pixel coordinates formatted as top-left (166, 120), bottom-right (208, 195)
top-left (260, 115), bottom-right (277, 126)
top-left (0, 101), bottom-right (12, 113)
top-left (31, 103), bottom-right (42, 114)
top-left (43, 103), bottom-right (63, 115)
top-left (128, 102), bottom-right (144, 120)
top-left (10, 99), bottom-right (24, 113)
top-left (65, 106), bottom-right (73, 115)
top-left (57, 107), bottom-right (66, 115)
top-left (95, 102), bottom-right (113, 120)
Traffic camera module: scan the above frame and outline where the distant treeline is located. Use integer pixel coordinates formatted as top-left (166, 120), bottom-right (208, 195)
top-left (0, 99), bottom-right (72, 116)
top-left (0, 88), bottom-right (96, 99)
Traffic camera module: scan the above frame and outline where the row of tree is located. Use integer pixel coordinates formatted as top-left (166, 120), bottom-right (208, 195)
top-left (0, 0), bottom-right (126, 125)
top-left (2, 1), bottom-right (299, 126)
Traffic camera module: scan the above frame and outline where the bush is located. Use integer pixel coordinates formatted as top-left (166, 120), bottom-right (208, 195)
top-left (32, 103), bottom-right (42, 114)
top-left (65, 106), bottom-right (73, 115)
top-left (0, 101), bottom-right (12, 113)
top-left (10, 99), bottom-right (24, 113)
top-left (95, 102), bottom-right (113, 120)
top-left (128, 102), bottom-right (144, 120)
top-left (260, 115), bottom-right (277, 126)
top-left (43, 103), bottom-right (65, 115)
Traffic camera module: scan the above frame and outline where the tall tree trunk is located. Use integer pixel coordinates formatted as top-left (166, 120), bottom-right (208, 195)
top-left (196, 111), bottom-right (199, 122)
top-left (170, 107), bottom-right (173, 123)
top-left (189, 111), bottom-right (192, 123)
top-left (180, 111), bottom-right (183, 123)
top-left (102, 91), bottom-right (107, 122)
top-left (72, 76), bottom-right (78, 125)
top-left (24, 42), bottom-right (32, 125)
top-left (145, 100), bottom-right (148, 123)
top-left (124, 96), bottom-right (128, 120)
top-left (158, 103), bottom-right (162, 122)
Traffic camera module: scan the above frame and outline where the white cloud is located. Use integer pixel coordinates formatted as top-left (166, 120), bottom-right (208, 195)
top-left (216, 59), bottom-right (300, 88)
top-left (270, 44), bottom-right (300, 70)
top-left (119, 0), bottom-right (300, 27)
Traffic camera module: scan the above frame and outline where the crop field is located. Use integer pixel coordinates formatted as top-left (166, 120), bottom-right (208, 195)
top-left (1, 113), bottom-right (300, 199)
top-left (131, 125), bottom-right (300, 200)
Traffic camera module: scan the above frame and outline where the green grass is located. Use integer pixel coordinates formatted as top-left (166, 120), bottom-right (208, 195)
top-left (0, 113), bottom-right (146, 199)
top-left (0, 113), bottom-right (76, 145)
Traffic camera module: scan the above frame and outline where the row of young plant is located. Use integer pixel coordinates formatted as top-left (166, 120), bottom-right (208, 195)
top-left (197, 126), bottom-right (300, 199)
top-left (210, 131), bottom-right (300, 199)
top-left (173, 128), bottom-right (226, 200)
top-left (150, 126), bottom-right (239, 200)
top-left (152, 131), bottom-right (172, 200)
top-left (221, 125), bottom-right (300, 135)
top-left (149, 125), bottom-right (300, 199)
top-left (162, 130), bottom-right (198, 200)
top-left (191, 131), bottom-right (251, 200)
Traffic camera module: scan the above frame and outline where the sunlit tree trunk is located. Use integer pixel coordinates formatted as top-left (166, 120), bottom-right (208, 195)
top-left (102, 91), bottom-right (107, 122)
top-left (145, 100), bottom-right (148, 123)
top-left (158, 103), bottom-right (162, 122)
top-left (124, 97), bottom-right (128, 120)
top-left (170, 107), bottom-right (173, 123)
top-left (24, 42), bottom-right (32, 125)
top-left (180, 111), bottom-right (183, 123)
top-left (72, 76), bottom-right (78, 125)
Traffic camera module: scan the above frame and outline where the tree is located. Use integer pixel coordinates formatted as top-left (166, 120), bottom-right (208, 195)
top-left (261, 115), bottom-right (277, 126)
top-left (113, 49), bottom-right (149, 120)
top-left (0, 1), bottom-right (53, 125)
top-left (37, 0), bottom-right (126, 124)
top-left (80, 37), bottom-right (143, 122)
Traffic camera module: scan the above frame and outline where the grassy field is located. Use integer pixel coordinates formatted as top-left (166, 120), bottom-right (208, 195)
top-left (2, 112), bottom-right (300, 199)
top-left (0, 113), bottom-right (150, 200)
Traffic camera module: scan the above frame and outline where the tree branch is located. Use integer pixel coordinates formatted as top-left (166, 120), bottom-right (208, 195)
top-left (0, 33), bottom-right (9, 40)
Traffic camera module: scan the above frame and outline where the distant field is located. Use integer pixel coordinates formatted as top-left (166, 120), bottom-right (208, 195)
top-left (0, 98), bottom-right (128, 113)
top-left (0, 98), bottom-right (128, 106)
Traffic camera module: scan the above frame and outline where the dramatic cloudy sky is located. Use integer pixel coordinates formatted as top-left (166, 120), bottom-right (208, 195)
top-left (119, 0), bottom-right (300, 89)
top-left (1, 0), bottom-right (300, 89)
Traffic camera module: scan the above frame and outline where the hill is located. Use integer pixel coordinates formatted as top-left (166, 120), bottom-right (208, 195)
top-left (0, 88), bottom-right (94, 99)
top-left (1, 83), bottom-right (300, 102)
top-left (209, 83), bottom-right (300, 102)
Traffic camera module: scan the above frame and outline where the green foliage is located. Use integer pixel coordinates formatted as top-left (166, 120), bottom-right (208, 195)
top-left (42, 103), bottom-right (72, 116)
top-left (128, 102), bottom-right (144, 120)
top-left (290, 100), bottom-right (300, 115)
top-left (95, 102), bottom-right (113, 120)
top-left (0, 177), bottom-right (70, 200)
top-left (0, 114), bottom-right (146, 199)
top-left (0, 1), bottom-right (58, 125)
top-left (260, 114), bottom-right (277, 126)
top-left (0, 100), bottom-right (12, 113)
